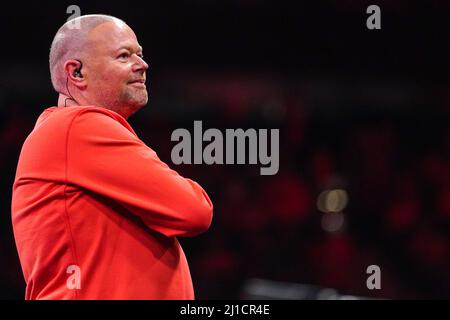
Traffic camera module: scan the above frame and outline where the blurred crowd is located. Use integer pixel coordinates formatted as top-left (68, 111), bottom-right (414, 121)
top-left (1, 73), bottom-right (449, 299)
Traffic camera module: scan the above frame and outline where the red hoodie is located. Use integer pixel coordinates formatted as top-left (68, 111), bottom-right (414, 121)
top-left (11, 106), bottom-right (213, 300)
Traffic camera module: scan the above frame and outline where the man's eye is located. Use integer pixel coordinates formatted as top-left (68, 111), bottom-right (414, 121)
top-left (118, 53), bottom-right (129, 59)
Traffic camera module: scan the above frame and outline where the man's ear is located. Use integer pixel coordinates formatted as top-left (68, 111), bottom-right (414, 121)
top-left (64, 59), bottom-right (87, 89)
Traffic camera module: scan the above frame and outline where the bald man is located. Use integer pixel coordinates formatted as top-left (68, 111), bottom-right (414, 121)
top-left (11, 15), bottom-right (213, 300)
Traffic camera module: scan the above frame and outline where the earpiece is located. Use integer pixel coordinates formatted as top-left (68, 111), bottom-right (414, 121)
top-left (64, 59), bottom-right (83, 107)
top-left (73, 59), bottom-right (83, 78)
top-left (73, 68), bottom-right (82, 77)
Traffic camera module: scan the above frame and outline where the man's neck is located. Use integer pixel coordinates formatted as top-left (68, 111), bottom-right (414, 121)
top-left (57, 94), bottom-right (80, 107)
top-left (56, 94), bottom-right (132, 119)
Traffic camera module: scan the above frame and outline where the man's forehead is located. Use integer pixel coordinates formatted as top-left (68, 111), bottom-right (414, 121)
top-left (87, 21), bottom-right (140, 51)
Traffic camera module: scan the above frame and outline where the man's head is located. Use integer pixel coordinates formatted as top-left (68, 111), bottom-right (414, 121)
top-left (49, 14), bottom-right (149, 119)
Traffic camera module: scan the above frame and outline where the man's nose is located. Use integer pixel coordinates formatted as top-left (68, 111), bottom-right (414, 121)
top-left (132, 55), bottom-right (149, 72)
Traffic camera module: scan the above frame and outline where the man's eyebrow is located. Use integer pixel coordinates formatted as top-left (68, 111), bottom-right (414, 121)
top-left (116, 45), bottom-right (143, 52)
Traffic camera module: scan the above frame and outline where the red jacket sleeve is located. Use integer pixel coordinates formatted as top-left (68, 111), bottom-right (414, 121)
top-left (66, 108), bottom-right (213, 238)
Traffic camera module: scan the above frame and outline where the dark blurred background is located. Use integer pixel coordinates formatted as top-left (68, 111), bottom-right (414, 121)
top-left (1, 0), bottom-right (449, 299)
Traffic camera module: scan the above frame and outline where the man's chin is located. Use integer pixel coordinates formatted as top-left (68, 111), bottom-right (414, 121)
top-left (131, 92), bottom-right (148, 108)
top-left (136, 97), bottom-right (148, 109)
top-left (125, 100), bottom-right (148, 118)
